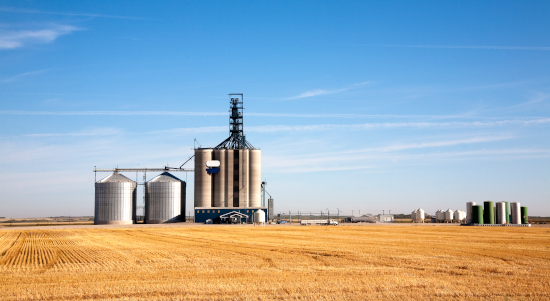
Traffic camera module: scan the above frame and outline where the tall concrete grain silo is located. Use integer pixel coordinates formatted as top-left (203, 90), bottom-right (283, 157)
top-left (194, 148), bottom-right (212, 208)
top-left (145, 172), bottom-right (186, 224)
top-left (94, 172), bottom-right (137, 225)
top-left (249, 149), bottom-right (262, 207)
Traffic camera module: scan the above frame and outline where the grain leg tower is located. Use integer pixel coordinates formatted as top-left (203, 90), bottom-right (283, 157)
top-left (194, 94), bottom-right (266, 223)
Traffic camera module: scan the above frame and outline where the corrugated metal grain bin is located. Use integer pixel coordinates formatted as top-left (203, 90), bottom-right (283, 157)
top-left (145, 172), bottom-right (186, 224)
top-left (95, 172), bottom-right (136, 225)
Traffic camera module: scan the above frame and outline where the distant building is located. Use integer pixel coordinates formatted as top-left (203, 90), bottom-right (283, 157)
top-left (378, 214), bottom-right (394, 223)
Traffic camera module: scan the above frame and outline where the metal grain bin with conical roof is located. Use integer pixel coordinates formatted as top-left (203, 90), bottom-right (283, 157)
top-left (445, 209), bottom-right (454, 223)
top-left (416, 208), bottom-right (425, 223)
top-left (95, 172), bottom-right (137, 225)
top-left (145, 172), bottom-right (186, 224)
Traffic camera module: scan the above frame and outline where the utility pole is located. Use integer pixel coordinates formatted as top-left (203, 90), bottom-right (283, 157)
top-left (337, 208), bottom-right (340, 223)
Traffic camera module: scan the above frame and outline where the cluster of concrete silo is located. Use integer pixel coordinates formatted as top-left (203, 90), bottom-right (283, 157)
top-left (467, 201), bottom-right (528, 225)
top-left (94, 172), bottom-right (186, 225)
top-left (194, 148), bottom-right (261, 209)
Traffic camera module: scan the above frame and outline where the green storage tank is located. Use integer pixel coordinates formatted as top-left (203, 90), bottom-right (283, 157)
top-left (505, 202), bottom-right (510, 224)
top-left (521, 207), bottom-right (528, 224)
top-left (472, 205), bottom-right (484, 224)
top-left (493, 206), bottom-right (496, 224)
top-left (484, 201), bottom-right (494, 224)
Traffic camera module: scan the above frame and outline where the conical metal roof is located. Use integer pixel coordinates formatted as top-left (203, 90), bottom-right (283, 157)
top-left (148, 172), bottom-right (183, 183)
top-left (98, 172), bottom-right (135, 183)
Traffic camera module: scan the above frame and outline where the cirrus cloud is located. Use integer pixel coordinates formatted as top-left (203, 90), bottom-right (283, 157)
top-left (0, 24), bottom-right (80, 49)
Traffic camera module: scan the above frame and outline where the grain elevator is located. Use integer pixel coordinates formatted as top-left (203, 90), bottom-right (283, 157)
top-left (194, 94), bottom-right (267, 223)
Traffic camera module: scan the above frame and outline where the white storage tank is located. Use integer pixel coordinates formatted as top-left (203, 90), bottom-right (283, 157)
top-left (145, 172), bottom-right (185, 224)
top-left (466, 202), bottom-right (476, 224)
top-left (254, 209), bottom-right (266, 223)
top-left (454, 210), bottom-right (465, 223)
top-left (95, 172), bottom-right (137, 225)
top-left (411, 209), bottom-right (418, 222)
top-left (436, 210), bottom-right (445, 222)
top-left (510, 202), bottom-right (521, 224)
top-left (416, 208), bottom-right (425, 223)
top-left (445, 209), bottom-right (454, 223)
top-left (496, 202), bottom-right (506, 224)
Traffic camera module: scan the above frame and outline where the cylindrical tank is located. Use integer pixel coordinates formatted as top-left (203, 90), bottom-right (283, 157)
top-left (254, 209), bottom-right (266, 223)
top-left (454, 210), bottom-right (465, 223)
top-left (416, 208), bottom-right (424, 223)
top-left (510, 202), bottom-right (521, 224)
top-left (436, 210), bottom-right (444, 222)
top-left (445, 209), bottom-right (454, 223)
top-left (145, 172), bottom-right (184, 224)
top-left (521, 207), bottom-right (528, 224)
top-left (505, 202), bottom-right (510, 224)
top-left (466, 202), bottom-right (476, 224)
top-left (238, 149), bottom-right (249, 208)
top-left (249, 149), bottom-right (262, 207)
top-left (225, 149), bottom-right (234, 207)
top-left (472, 205), bottom-right (483, 224)
top-left (496, 202), bottom-right (506, 224)
top-left (411, 209), bottom-right (418, 222)
top-left (95, 172), bottom-right (136, 225)
top-left (213, 149), bottom-right (226, 207)
top-left (194, 148), bottom-right (212, 208)
top-left (483, 201), bottom-right (494, 225)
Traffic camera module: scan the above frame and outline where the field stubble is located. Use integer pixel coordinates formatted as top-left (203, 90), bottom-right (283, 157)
top-left (0, 226), bottom-right (549, 300)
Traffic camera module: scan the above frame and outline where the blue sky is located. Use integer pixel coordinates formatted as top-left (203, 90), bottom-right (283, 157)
top-left (1, 1), bottom-right (549, 218)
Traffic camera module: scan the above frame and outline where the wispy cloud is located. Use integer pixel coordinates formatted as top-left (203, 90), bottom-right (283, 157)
top-left (22, 119), bottom-right (550, 138)
top-left (0, 110), bottom-right (226, 116)
top-left (263, 137), bottom-right (550, 173)
top-left (285, 81), bottom-right (371, 100)
top-left (0, 7), bottom-right (157, 20)
top-left (342, 136), bottom-right (513, 154)
top-left (1, 69), bottom-right (48, 83)
top-left (245, 119), bottom-right (550, 133)
top-left (0, 24), bottom-right (80, 49)
top-left (378, 44), bottom-right (550, 51)
top-left (0, 110), bottom-right (468, 119)
top-left (24, 127), bottom-right (122, 137)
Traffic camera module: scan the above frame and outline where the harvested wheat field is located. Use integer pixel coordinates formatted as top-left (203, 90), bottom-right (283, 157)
top-left (0, 225), bottom-right (549, 300)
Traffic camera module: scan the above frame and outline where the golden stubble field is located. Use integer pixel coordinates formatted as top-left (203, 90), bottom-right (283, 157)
top-left (0, 225), bottom-right (549, 300)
